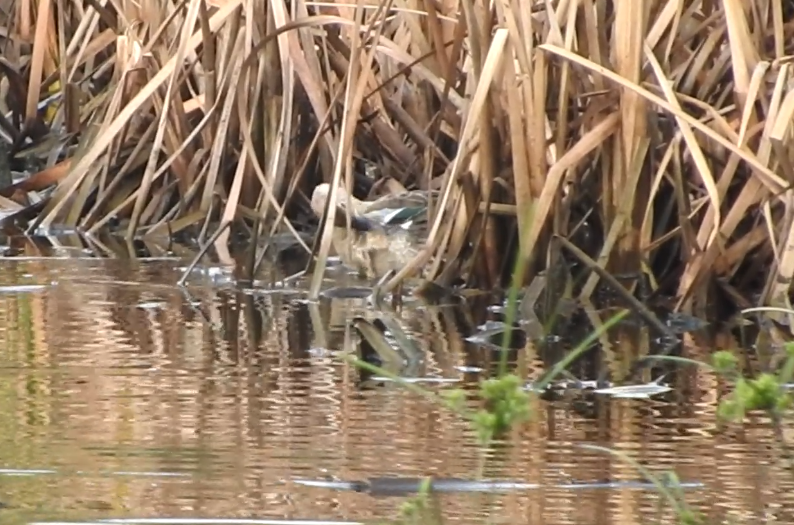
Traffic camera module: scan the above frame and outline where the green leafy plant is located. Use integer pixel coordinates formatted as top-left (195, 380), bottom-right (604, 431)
top-left (713, 346), bottom-right (794, 422)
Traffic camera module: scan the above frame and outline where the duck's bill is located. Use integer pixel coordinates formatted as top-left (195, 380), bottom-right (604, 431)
top-left (331, 206), bottom-right (378, 232)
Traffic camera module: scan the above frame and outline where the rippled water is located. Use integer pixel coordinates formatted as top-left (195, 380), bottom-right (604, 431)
top-left (0, 236), bottom-right (792, 525)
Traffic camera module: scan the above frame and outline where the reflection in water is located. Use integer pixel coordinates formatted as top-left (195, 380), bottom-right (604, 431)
top-left (0, 241), bottom-right (789, 525)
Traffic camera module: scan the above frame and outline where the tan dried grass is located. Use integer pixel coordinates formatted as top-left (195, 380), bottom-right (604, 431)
top-left (1, 0), bottom-right (793, 311)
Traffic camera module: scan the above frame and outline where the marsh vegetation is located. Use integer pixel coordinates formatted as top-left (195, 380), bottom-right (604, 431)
top-left (2, 0), bottom-right (794, 315)
top-left (3, 3), bottom-right (794, 525)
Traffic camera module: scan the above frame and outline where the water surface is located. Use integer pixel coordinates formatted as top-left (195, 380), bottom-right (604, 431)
top-left (0, 238), bottom-right (791, 525)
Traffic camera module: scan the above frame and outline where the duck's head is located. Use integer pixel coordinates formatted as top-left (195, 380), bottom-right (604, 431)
top-left (310, 183), bottom-right (332, 218)
top-left (311, 183), bottom-right (364, 217)
top-left (311, 183), bottom-right (379, 232)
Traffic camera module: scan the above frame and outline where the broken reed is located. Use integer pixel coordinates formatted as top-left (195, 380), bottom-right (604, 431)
top-left (1, 0), bottom-right (793, 309)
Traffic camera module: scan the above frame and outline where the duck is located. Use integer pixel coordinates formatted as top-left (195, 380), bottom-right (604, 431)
top-left (310, 183), bottom-right (431, 280)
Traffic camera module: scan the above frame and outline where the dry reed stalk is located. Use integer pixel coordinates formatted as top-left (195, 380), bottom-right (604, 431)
top-left (309, 0), bottom-right (392, 299)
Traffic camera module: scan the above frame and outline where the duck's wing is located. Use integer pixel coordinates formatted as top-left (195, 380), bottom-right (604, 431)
top-left (366, 190), bottom-right (431, 211)
top-left (368, 206), bottom-right (426, 227)
top-left (365, 190), bottom-right (444, 226)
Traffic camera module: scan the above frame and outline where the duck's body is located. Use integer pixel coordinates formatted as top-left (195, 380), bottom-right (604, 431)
top-left (310, 183), bottom-right (430, 279)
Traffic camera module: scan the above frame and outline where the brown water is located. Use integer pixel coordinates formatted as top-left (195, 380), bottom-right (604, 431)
top-left (0, 239), bottom-right (792, 525)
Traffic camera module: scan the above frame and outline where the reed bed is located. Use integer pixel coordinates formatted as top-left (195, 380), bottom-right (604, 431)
top-left (0, 0), bottom-right (793, 313)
